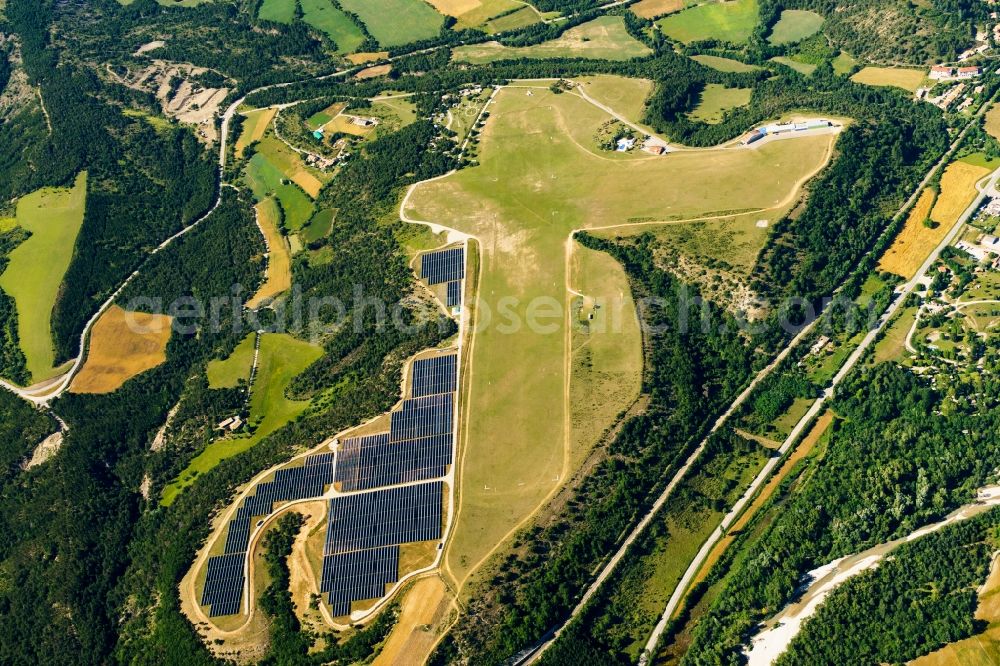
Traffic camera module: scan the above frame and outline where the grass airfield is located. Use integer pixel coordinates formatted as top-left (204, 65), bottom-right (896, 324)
top-left (405, 84), bottom-right (839, 586)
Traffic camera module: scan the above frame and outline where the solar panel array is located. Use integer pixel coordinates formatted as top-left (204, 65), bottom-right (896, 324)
top-left (420, 247), bottom-right (465, 285)
top-left (411, 354), bottom-right (458, 398)
top-left (390, 393), bottom-right (453, 443)
top-left (321, 546), bottom-right (400, 616)
top-left (201, 452), bottom-right (335, 616)
top-left (324, 481), bottom-right (444, 553)
top-left (335, 432), bottom-right (452, 492)
top-left (320, 482), bottom-right (443, 615)
top-left (447, 280), bottom-right (462, 307)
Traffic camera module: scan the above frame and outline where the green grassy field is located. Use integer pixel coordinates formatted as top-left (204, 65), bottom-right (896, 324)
top-left (339, 0), bottom-right (444, 47)
top-left (484, 6), bottom-right (541, 33)
top-left (770, 55), bottom-right (817, 76)
top-left (658, 0), bottom-right (759, 45)
top-left (568, 244), bottom-right (643, 471)
top-left (452, 16), bottom-right (651, 64)
top-left (0, 172), bottom-right (87, 383)
top-left (246, 154), bottom-right (314, 230)
top-left (162, 332), bottom-right (321, 505)
top-left (573, 74), bottom-right (654, 126)
top-left (373, 95), bottom-right (418, 127)
top-left (691, 54), bottom-right (761, 72)
top-left (207, 333), bottom-right (257, 388)
top-left (258, 0), bottom-right (296, 22)
top-left (687, 84), bottom-right (752, 123)
top-left (851, 66), bottom-right (928, 92)
top-left (832, 51), bottom-right (858, 76)
top-left (768, 9), bottom-right (823, 44)
top-left (405, 87), bottom-right (837, 584)
top-left (300, 0), bottom-right (366, 52)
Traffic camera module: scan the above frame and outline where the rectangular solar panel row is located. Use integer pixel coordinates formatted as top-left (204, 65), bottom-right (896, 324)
top-left (420, 247), bottom-right (465, 285)
top-left (201, 553), bottom-right (245, 617)
top-left (324, 481), bottom-right (444, 555)
top-left (321, 546), bottom-right (400, 616)
top-left (390, 393), bottom-right (453, 443)
top-left (447, 280), bottom-right (462, 307)
top-left (410, 354), bottom-right (458, 398)
top-left (208, 452), bottom-right (336, 614)
top-left (335, 432), bottom-right (452, 492)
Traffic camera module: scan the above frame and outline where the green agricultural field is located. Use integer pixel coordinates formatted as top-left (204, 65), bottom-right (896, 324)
top-left (206, 331), bottom-right (257, 389)
top-left (257, 0), bottom-right (296, 23)
top-left (832, 51), bottom-right (858, 76)
top-left (658, 0), bottom-right (759, 45)
top-left (301, 208), bottom-right (335, 244)
top-left (573, 74), bottom-right (654, 126)
top-left (483, 6), bottom-right (541, 33)
top-left (691, 54), bottom-right (761, 72)
top-left (687, 84), bottom-right (752, 124)
top-left (767, 9), bottom-right (824, 45)
top-left (162, 332), bottom-right (321, 505)
top-left (405, 86), bottom-right (837, 584)
top-left (339, 0), bottom-right (444, 47)
top-left (452, 16), bottom-right (651, 64)
top-left (851, 66), bottom-right (927, 92)
top-left (770, 55), bottom-right (817, 76)
top-left (0, 172), bottom-right (87, 383)
top-left (245, 154), bottom-right (315, 230)
top-left (300, 0), bottom-right (366, 52)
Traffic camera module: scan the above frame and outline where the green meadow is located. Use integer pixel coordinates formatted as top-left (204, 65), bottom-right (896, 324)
top-left (0, 172), bottom-right (88, 383)
top-left (162, 332), bottom-right (322, 505)
top-left (658, 0), bottom-right (759, 44)
top-left (339, 0), bottom-right (444, 47)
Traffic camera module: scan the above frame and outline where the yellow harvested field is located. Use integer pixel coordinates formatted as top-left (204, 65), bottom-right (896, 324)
top-left (247, 198), bottom-right (292, 308)
top-left (631, 0), bottom-right (683, 18)
top-left (877, 189), bottom-right (937, 278)
top-left (930, 160), bottom-right (990, 226)
top-left (880, 161), bottom-right (988, 278)
top-left (290, 168), bottom-right (323, 198)
top-left (347, 51), bottom-right (389, 64)
top-left (235, 107), bottom-right (277, 158)
top-left (71, 306), bottom-right (172, 394)
top-left (850, 66), bottom-right (927, 92)
top-left (426, 0), bottom-right (480, 14)
top-left (986, 104), bottom-right (1000, 141)
top-left (355, 64), bottom-right (392, 80)
top-left (373, 577), bottom-right (449, 666)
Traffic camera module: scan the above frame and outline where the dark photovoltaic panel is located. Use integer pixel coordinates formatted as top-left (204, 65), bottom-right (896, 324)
top-left (446, 280), bottom-right (462, 307)
top-left (201, 553), bottom-right (244, 617)
top-left (324, 481), bottom-right (444, 555)
top-left (410, 354), bottom-right (457, 398)
top-left (389, 393), bottom-right (453, 443)
top-left (203, 452), bottom-right (335, 616)
top-left (335, 432), bottom-right (452, 491)
top-left (420, 247), bottom-right (465, 285)
top-left (320, 546), bottom-right (400, 616)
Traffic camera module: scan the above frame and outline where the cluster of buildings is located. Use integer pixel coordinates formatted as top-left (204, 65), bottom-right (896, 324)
top-left (928, 65), bottom-right (983, 81)
top-left (741, 119), bottom-right (832, 145)
top-left (216, 415), bottom-right (244, 432)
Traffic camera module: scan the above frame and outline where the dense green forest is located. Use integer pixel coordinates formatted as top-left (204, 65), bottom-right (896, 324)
top-left (682, 362), bottom-right (1000, 664)
top-left (777, 512), bottom-right (1000, 665)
